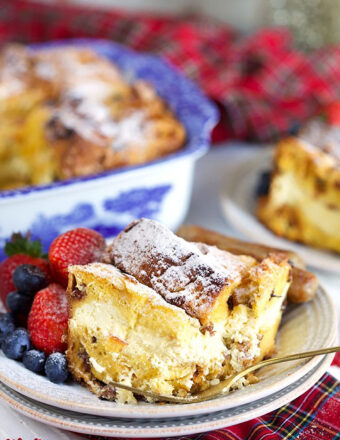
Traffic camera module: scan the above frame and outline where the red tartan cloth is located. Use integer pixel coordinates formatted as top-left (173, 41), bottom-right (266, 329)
top-left (81, 358), bottom-right (340, 440)
top-left (80, 370), bottom-right (340, 440)
top-left (1, 0), bottom-right (340, 142)
top-left (333, 352), bottom-right (340, 368)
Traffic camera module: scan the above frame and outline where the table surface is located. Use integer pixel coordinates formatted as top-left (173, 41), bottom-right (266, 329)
top-left (0, 144), bottom-right (339, 438)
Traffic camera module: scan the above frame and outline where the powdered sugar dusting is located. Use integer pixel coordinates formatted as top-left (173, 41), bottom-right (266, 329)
top-left (107, 219), bottom-right (249, 322)
top-left (35, 46), bottom-right (123, 90)
top-left (69, 262), bottom-right (197, 318)
top-left (194, 242), bottom-right (251, 278)
top-left (0, 45), bottom-right (30, 98)
top-left (299, 119), bottom-right (340, 164)
top-left (54, 100), bottom-right (146, 150)
top-left (0, 44), bottom-right (148, 151)
top-left (34, 59), bottom-right (57, 80)
top-left (39, 47), bottom-right (148, 150)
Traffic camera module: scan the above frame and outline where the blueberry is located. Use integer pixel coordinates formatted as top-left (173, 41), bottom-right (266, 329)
top-left (288, 122), bottom-right (300, 135)
top-left (255, 170), bottom-right (271, 198)
top-left (2, 328), bottom-right (30, 360)
top-left (12, 264), bottom-right (47, 296)
top-left (6, 291), bottom-right (33, 315)
top-left (45, 352), bottom-right (68, 383)
top-left (23, 349), bottom-right (46, 373)
top-left (0, 313), bottom-right (15, 343)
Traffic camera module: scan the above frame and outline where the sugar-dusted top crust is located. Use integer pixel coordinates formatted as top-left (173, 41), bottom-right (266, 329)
top-left (103, 218), bottom-right (253, 323)
top-left (0, 44), bottom-right (125, 100)
top-left (68, 262), bottom-right (198, 317)
top-left (0, 44), bottom-right (186, 185)
top-left (298, 119), bottom-right (340, 165)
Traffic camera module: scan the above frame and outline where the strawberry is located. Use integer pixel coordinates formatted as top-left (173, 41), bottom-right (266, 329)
top-left (323, 101), bottom-right (340, 126)
top-left (27, 283), bottom-right (68, 355)
top-left (0, 233), bottom-right (50, 309)
top-left (48, 228), bottom-right (105, 287)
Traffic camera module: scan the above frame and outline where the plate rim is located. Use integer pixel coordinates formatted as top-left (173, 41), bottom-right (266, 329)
top-left (0, 353), bottom-right (335, 438)
top-left (219, 148), bottom-right (340, 273)
top-left (0, 286), bottom-right (337, 419)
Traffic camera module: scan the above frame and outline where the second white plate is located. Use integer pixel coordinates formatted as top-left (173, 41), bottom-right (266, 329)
top-left (0, 286), bottom-right (336, 419)
top-left (0, 353), bottom-right (334, 438)
top-left (220, 149), bottom-right (340, 273)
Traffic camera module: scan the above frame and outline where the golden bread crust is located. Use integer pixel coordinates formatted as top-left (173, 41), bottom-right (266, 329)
top-left (257, 123), bottom-right (340, 253)
top-left (0, 44), bottom-right (185, 190)
top-left (177, 224), bottom-right (318, 303)
top-left (177, 224), bottom-right (304, 268)
top-left (104, 218), bottom-right (255, 327)
top-left (66, 263), bottom-right (229, 400)
top-left (67, 220), bottom-right (292, 402)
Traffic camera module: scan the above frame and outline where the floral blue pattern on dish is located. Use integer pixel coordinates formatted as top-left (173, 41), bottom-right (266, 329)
top-left (0, 185), bottom-right (172, 261)
top-left (103, 185), bottom-right (171, 218)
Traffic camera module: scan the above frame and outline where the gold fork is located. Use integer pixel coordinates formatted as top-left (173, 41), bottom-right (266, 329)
top-left (108, 346), bottom-right (340, 404)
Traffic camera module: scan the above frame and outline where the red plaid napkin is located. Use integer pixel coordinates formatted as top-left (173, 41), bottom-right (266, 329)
top-left (79, 366), bottom-right (340, 440)
top-left (1, 1), bottom-right (340, 142)
top-left (79, 364), bottom-right (340, 440)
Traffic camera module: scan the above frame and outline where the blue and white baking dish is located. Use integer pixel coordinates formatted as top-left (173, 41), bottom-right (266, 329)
top-left (0, 39), bottom-right (218, 259)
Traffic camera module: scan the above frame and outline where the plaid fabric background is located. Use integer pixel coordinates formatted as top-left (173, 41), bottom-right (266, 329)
top-left (1, 0), bottom-right (340, 142)
top-left (80, 371), bottom-right (340, 440)
top-left (79, 370), bottom-right (340, 440)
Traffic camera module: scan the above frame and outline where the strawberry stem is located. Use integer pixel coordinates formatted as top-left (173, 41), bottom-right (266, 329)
top-left (4, 232), bottom-right (46, 259)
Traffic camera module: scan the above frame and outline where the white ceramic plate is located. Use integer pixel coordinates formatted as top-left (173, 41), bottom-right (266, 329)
top-left (0, 353), bottom-right (334, 438)
top-left (220, 149), bottom-right (340, 273)
top-left (0, 286), bottom-right (336, 419)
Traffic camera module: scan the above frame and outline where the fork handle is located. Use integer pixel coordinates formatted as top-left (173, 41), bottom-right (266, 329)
top-left (102, 346), bottom-right (340, 404)
top-left (225, 345), bottom-right (340, 392)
